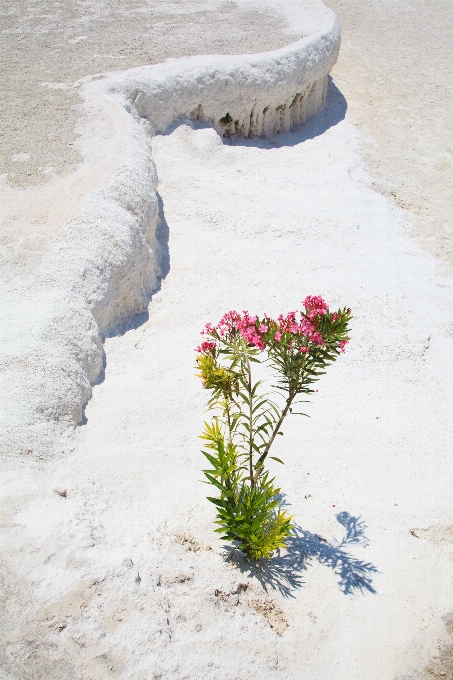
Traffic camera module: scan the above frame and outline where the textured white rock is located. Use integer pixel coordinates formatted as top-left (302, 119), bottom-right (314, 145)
top-left (105, 18), bottom-right (339, 138)
top-left (0, 0), bottom-right (339, 456)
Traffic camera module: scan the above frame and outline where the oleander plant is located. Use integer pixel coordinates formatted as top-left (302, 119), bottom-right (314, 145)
top-left (195, 296), bottom-right (351, 560)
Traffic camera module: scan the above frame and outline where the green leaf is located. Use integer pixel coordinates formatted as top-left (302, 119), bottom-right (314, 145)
top-left (206, 497), bottom-right (227, 508)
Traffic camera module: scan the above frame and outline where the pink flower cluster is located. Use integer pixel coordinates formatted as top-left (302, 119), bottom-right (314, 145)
top-left (208, 311), bottom-right (241, 338)
top-left (206, 310), bottom-right (267, 349)
top-left (303, 295), bottom-right (329, 319)
top-left (276, 310), bottom-right (325, 347)
top-left (196, 296), bottom-right (349, 356)
top-left (195, 340), bottom-right (216, 354)
top-left (235, 313), bottom-right (266, 350)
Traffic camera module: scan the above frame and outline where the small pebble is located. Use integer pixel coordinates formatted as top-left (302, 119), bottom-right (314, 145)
top-left (52, 487), bottom-right (67, 497)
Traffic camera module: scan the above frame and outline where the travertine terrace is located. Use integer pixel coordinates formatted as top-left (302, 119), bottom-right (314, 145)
top-left (1, 1), bottom-right (452, 678)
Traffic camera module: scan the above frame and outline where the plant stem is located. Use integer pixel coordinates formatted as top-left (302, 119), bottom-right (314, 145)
top-left (245, 354), bottom-right (254, 488)
top-left (258, 354), bottom-right (307, 466)
top-left (225, 401), bottom-right (233, 444)
top-left (259, 390), bottom-right (295, 465)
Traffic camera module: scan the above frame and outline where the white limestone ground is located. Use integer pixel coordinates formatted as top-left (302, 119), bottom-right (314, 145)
top-left (1, 0), bottom-right (339, 458)
top-left (1, 0), bottom-right (453, 678)
top-left (3, 93), bottom-right (453, 680)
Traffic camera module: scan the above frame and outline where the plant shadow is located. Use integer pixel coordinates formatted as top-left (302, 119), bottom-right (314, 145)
top-left (226, 511), bottom-right (378, 598)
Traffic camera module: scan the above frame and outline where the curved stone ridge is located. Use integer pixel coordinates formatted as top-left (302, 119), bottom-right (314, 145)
top-left (1, 2), bottom-right (340, 456)
top-left (104, 16), bottom-right (339, 138)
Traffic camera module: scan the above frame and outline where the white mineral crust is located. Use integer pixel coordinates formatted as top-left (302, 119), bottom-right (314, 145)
top-left (1, 0), bottom-right (452, 678)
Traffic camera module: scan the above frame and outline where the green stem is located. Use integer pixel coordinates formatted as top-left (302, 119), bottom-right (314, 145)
top-left (245, 354), bottom-right (254, 489)
top-left (225, 400), bottom-right (233, 445)
top-left (258, 353), bottom-right (308, 466)
top-left (259, 390), bottom-right (295, 465)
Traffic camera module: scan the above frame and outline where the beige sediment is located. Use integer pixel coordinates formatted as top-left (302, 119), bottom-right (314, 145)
top-left (326, 0), bottom-right (453, 273)
top-left (0, 0), bottom-right (296, 189)
top-left (0, 0), bottom-right (297, 279)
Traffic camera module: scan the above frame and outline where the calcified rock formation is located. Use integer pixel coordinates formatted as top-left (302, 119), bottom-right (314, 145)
top-left (117, 49), bottom-right (334, 139)
top-left (1, 1), bottom-right (339, 457)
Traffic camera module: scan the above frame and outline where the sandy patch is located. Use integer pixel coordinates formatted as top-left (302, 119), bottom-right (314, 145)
top-left (0, 0), bottom-right (295, 189)
top-left (326, 0), bottom-right (453, 272)
top-left (0, 0), bottom-right (298, 289)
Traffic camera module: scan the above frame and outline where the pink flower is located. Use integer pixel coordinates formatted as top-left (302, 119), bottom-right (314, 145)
top-left (195, 340), bottom-right (216, 353)
top-left (311, 332), bottom-right (325, 346)
top-left (277, 311), bottom-right (299, 333)
top-left (215, 310), bottom-right (242, 337)
top-left (232, 312), bottom-right (267, 349)
top-left (339, 340), bottom-right (349, 353)
top-left (198, 298), bottom-right (345, 358)
top-left (303, 295), bottom-right (329, 320)
top-left (201, 322), bottom-right (214, 335)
